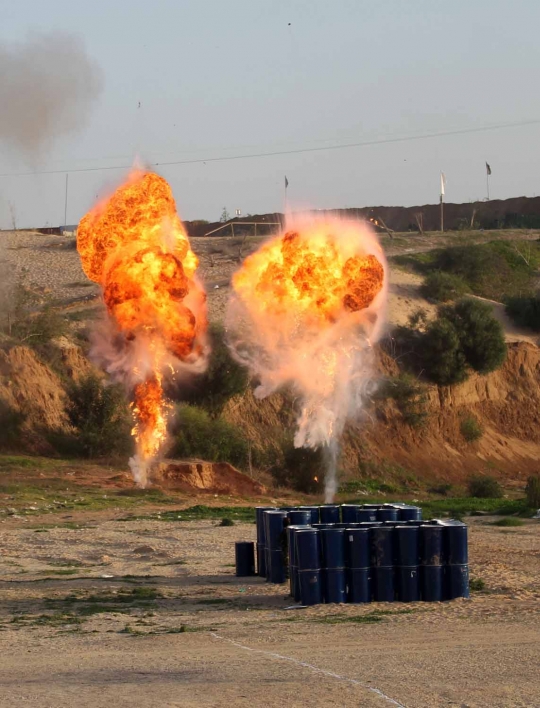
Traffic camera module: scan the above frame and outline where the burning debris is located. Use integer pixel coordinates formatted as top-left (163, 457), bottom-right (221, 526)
top-left (227, 216), bottom-right (387, 502)
top-left (77, 170), bottom-right (207, 486)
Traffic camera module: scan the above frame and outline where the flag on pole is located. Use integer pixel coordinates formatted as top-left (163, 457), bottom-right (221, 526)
top-left (285, 176), bottom-right (289, 189)
top-left (486, 162), bottom-right (492, 175)
top-left (440, 172), bottom-right (446, 197)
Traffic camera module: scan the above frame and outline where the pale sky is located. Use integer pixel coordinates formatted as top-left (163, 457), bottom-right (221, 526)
top-left (1, 0), bottom-right (540, 229)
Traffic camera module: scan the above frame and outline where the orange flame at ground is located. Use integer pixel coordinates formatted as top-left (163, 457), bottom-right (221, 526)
top-left (77, 170), bottom-right (207, 485)
top-left (227, 216), bottom-right (387, 501)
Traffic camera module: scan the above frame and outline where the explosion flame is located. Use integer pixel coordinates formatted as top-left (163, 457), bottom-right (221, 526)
top-left (77, 170), bottom-right (207, 486)
top-left (227, 216), bottom-right (387, 501)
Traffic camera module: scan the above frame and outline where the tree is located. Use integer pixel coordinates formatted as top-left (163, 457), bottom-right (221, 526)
top-left (439, 298), bottom-right (506, 374)
top-left (220, 207), bottom-right (230, 223)
top-left (421, 317), bottom-right (468, 385)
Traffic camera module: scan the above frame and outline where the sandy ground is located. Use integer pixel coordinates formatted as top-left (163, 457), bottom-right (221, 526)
top-left (0, 513), bottom-right (538, 707)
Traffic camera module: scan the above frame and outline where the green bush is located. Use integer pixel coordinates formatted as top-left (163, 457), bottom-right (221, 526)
top-left (505, 296), bottom-right (540, 332)
top-left (525, 474), bottom-right (540, 508)
top-left (467, 474), bottom-right (503, 499)
top-left (270, 441), bottom-right (325, 494)
top-left (181, 324), bottom-right (249, 416)
top-left (61, 374), bottom-right (132, 458)
top-left (469, 577), bottom-right (486, 591)
top-left (172, 404), bottom-right (248, 467)
top-left (0, 399), bottom-right (26, 450)
top-left (421, 317), bottom-right (468, 385)
top-left (421, 272), bottom-right (469, 302)
top-left (377, 374), bottom-right (428, 427)
top-left (492, 517), bottom-right (524, 527)
top-left (219, 517), bottom-right (235, 527)
top-left (460, 415), bottom-right (483, 442)
top-left (3, 282), bottom-right (68, 345)
top-left (439, 299), bottom-right (506, 375)
top-left (428, 483), bottom-right (453, 496)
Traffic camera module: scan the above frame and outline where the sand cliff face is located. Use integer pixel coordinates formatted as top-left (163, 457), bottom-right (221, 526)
top-left (2, 338), bottom-right (539, 485)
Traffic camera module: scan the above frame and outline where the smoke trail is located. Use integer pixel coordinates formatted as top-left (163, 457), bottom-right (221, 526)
top-left (226, 215), bottom-right (387, 501)
top-left (0, 32), bottom-right (103, 157)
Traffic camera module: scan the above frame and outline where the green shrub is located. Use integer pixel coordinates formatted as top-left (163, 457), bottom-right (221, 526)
top-left (181, 324), bottom-right (249, 416)
top-left (60, 374), bottom-right (132, 458)
top-left (421, 317), bottom-right (468, 385)
top-left (219, 517), bottom-right (235, 527)
top-left (3, 282), bottom-right (68, 345)
top-left (172, 404), bottom-right (248, 467)
top-left (270, 442), bottom-right (325, 494)
top-left (469, 577), bottom-right (486, 591)
top-left (460, 415), bottom-right (483, 442)
top-left (0, 399), bottom-right (25, 450)
top-left (421, 272), bottom-right (469, 302)
top-left (439, 299), bottom-right (506, 375)
top-left (525, 475), bottom-right (540, 508)
top-left (492, 517), bottom-right (524, 527)
top-left (505, 296), bottom-right (540, 332)
top-left (467, 474), bottom-right (503, 499)
top-left (377, 374), bottom-right (428, 428)
top-left (428, 483), bottom-right (453, 496)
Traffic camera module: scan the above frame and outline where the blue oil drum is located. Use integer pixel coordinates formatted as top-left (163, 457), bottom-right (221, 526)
top-left (256, 542), bottom-right (266, 577)
top-left (396, 566), bottom-right (419, 602)
top-left (395, 526), bottom-right (419, 567)
top-left (287, 525), bottom-right (311, 596)
top-left (300, 506), bottom-right (320, 524)
top-left (320, 505), bottom-right (340, 524)
top-left (421, 565), bottom-right (443, 602)
top-left (321, 528), bottom-right (346, 569)
top-left (348, 568), bottom-right (371, 603)
top-left (445, 523), bottom-right (468, 565)
top-left (357, 508), bottom-right (378, 522)
top-left (267, 549), bottom-right (286, 583)
top-left (235, 542), bottom-right (255, 577)
top-left (372, 567), bottom-right (395, 602)
top-left (399, 505), bottom-right (422, 521)
top-left (420, 525), bottom-right (443, 566)
top-left (377, 507), bottom-right (399, 522)
top-left (288, 510), bottom-right (312, 526)
top-left (370, 526), bottom-right (394, 567)
top-left (298, 569), bottom-right (323, 605)
top-left (264, 510), bottom-right (287, 550)
top-left (446, 564), bottom-right (470, 599)
top-left (341, 504), bottom-right (359, 524)
top-left (256, 506), bottom-right (275, 543)
top-left (324, 568), bottom-right (347, 603)
top-left (346, 528), bottom-right (370, 569)
top-left (295, 529), bottom-right (322, 570)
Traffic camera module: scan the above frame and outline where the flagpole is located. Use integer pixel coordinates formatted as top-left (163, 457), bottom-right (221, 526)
top-left (64, 173), bottom-right (69, 227)
top-left (440, 194), bottom-right (444, 232)
top-left (486, 171), bottom-right (490, 201)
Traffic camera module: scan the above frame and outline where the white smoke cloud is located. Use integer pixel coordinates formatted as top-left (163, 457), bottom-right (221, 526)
top-left (0, 31), bottom-right (103, 158)
top-left (226, 215), bottom-right (388, 502)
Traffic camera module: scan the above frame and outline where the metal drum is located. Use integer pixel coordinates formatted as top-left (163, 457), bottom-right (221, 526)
top-left (295, 529), bottom-right (322, 570)
top-left (288, 510), bottom-right (312, 526)
top-left (395, 526), bottom-right (419, 567)
top-left (420, 525), bottom-right (443, 567)
top-left (298, 569), bottom-right (323, 605)
top-left (357, 508), bottom-right (378, 523)
top-left (377, 507), bottom-right (398, 522)
top-left (320, 505), bottom-right (340, 524)
top-left (321, 528), bottom-right (346, 569)
top-left (324, 568), bottom-right (347, 604)
top-left (446, 564), bottom-right (470, 599)
top-left (444, 522), bottom-right (468, 565)
top-left (341, 504), bottom-right (359, 524)
top-left (235, 542), bottom-right (255, 577)
top-left (345, 528), bottom-right (370, 570)
top-left (370, 526), bottom-right (394, 567)
top-left (421, 565), bottom-right (443, 602)
top-left (396, 566), bottom-right (419, 602)
top-left (372, 567), bottom-right (395, 602)
top-left (348, 568), bottom-right (371, 603)
top-left (299, 506), bottom-right (320, 524)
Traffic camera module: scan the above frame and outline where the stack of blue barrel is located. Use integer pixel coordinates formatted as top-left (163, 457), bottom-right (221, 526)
top-left (252, 504), bottom-right (469, 606)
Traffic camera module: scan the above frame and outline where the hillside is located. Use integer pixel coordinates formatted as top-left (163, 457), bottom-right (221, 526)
top-left (0, 226), bottom-right (539, 489)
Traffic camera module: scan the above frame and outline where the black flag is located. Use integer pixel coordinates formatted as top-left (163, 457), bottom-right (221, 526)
top-left (285, 176), bottom-right (289, 189)
top-left (486, 162), bottom-right (492, 175)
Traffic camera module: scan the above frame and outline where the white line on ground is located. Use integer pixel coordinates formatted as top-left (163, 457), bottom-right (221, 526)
top-left (210, 632), bottom-right (406, 707)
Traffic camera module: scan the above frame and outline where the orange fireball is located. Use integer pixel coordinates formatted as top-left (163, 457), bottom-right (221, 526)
top-left (77, 170), bottom-right (206, 483)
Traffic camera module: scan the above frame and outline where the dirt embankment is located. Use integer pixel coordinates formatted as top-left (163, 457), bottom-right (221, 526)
top-left (224, 341), bottom-right (540, 485)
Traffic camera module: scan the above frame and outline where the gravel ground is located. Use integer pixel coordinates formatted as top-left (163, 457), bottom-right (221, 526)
top-left (0, 514), bottom-right (538, 707)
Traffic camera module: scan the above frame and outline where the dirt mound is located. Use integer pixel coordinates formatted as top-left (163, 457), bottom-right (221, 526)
top-left (155, 460), bottom-right (265, 495)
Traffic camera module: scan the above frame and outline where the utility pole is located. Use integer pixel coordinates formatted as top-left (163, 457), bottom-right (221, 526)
top-left (64, 173), bottom-right (69, 227)
top-left (440, 172), bottom-right (446, 232)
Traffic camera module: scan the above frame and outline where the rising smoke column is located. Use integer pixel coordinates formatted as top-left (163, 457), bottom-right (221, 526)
top-left (77, 170), bottom-right (207, 486)
top-left (227, 216), bottom-right (387, 501)
top-left (0, 32), bottom-right (103, 157)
